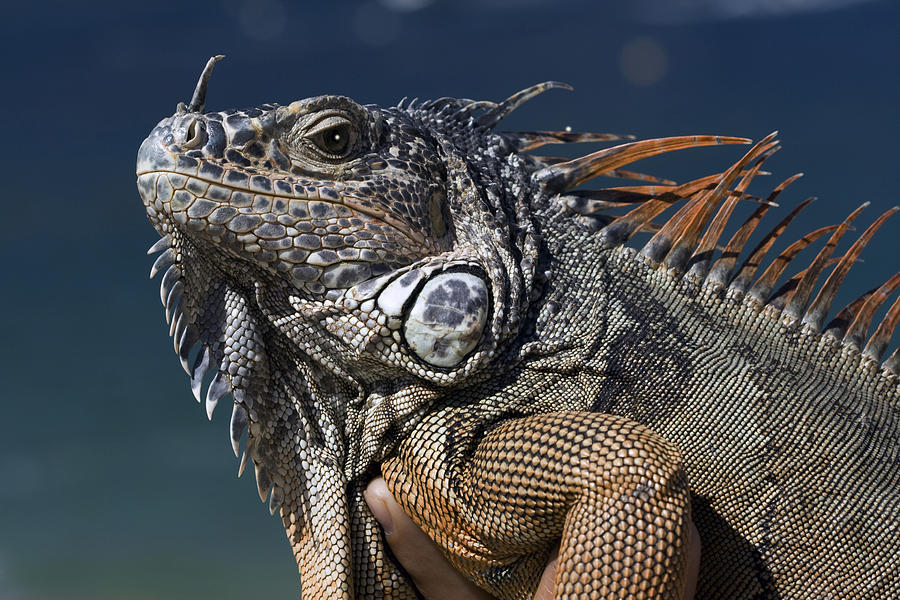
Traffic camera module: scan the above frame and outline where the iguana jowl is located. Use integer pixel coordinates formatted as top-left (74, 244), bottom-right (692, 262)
top-left (136, 56), bottom-right (900, 598)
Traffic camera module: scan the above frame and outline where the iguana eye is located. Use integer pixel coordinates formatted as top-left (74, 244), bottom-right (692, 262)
top-left (319, 126), bottom-right (349, 154)
top-left (305, 115), bottom-right (357, 159)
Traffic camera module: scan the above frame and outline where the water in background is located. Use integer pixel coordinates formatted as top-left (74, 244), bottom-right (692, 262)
top-left (0, 1), bottom-right (897, 598)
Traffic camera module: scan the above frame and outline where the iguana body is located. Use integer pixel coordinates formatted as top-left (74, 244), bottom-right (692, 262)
top-left (137, 57), bottom-right (900, 598)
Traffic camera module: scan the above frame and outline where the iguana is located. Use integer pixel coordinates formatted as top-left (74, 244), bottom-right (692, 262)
top-left (136, 56), bottom-right (900, 599)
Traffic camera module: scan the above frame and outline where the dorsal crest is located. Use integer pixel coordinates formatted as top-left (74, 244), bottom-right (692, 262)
top-left (399, 82), bottom-right (900, 374)
top-left (479, 105), bottom-right (900, 373)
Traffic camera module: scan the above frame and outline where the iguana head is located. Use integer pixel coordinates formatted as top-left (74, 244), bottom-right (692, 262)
top-left (138, 65), bottom-right (451, 297)
top-left (136, 57), bottom-right (538, 392)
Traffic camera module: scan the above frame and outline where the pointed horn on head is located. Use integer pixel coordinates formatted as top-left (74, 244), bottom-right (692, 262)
top-left (187, 55), bottom-right (225, 113)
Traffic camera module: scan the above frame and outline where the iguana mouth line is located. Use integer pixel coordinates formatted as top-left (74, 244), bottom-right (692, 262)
top-left (142, 167), bottom-right (429, 248)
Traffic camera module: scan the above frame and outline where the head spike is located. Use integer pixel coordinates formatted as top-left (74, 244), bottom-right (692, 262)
top-left (230, 402), bottom-right (249, 458)
top-left (686, 194), bottom-right (743, 281)
top-left (802, 208), bottom-right (898, 329)
top-left (824, 289), bottom-right (875, 340)
top-left (598, 198), bottom-right (675, 247)
top-left (769, 257), bottom-right (842, 311)
top-left (864, 285), bottom-right (900, 361)
top-left (605, 171), bottom-right (738, 199)
top-left (503, 130), bottom-right (633, 152)
top-left (160, 265), bottom-right (181, 307)
top-left (843, 271), bottom-right (900, 348)
top-left (640, 190), bottom-right (710, 264)
top-left (603, 169), bottom-right (677, 185)
top-left (147, 236), bottom-right (170, 255)
top-left (783, 203), bottom-right (869, 321)
top-left (727, 184), bottom-right (809, 294)
top-left (746, 225), bottom-right (838, 303)
top-left (663, 192), bottom-right (724, 271)
top-left (706, 205), bottom-right (771, 288)
top-left (238, 447), bottom-right (251, 477)
top-left (846, 272), bottom-right (900, 350)
top-left (690, 162), bottom-right (782, 283)
top-left (254, 462), bottom-right (272, 503)
top-left (769, 264), bottom-right (818, 311)
top-left (534, 164), bottom-right (677, 185)
top-left (560, 190), bottom-right (654, 216)
top-left (527, 155), bottom-right (568, 168)
top-left (883, 346), bottom-right (900, 373)
top-left (477, 81), bottom-right (572, 129)
top-left (170, 311), bottom-right (185, 345)
top-left (451, 99), bottom-right (495, 118)
top-left (534, 135), bottom-right (751, 194)
top-left (190, 345), bottom-right (212, 402)
top-left (149, 247), bottom-right (177, 279)
top-left (177, 325), bottom-right (199, 374)
top-left (597, 169), bottom-right (748, 247)
top-left (651, 134), bottom-right (778, 270)
top-left (165, 281), bottom-right (184, 327)
top-left (206, 370), bottom-right (230, 420)
top-left (187, 55), bottom-right (225, 113)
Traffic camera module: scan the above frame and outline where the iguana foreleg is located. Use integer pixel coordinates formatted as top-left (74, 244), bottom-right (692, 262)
top-left (382, 411), bottom-right (691, 599)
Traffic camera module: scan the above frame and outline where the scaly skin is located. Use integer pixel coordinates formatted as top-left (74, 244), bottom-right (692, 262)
top-left (137, 57), bottom-right (900, 598)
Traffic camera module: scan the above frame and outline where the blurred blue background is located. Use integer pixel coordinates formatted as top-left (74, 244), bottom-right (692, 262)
top-left (1, 0), bottom-right (898, 598)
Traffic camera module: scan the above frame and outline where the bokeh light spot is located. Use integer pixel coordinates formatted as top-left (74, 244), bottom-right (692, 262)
top-left (230, 0), bottom-right (287, 41)
top-left (620, 36), bottom-right (668, 86)
top-left (378, 0), bottom-right (435, 12)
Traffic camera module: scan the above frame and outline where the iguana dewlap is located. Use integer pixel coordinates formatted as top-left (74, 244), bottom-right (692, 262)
top-left (136, 56), bottom-right (900, 599)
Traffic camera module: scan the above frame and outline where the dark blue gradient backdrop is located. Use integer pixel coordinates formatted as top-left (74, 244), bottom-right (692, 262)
top-left (1, 1), bottom-right (897, 598)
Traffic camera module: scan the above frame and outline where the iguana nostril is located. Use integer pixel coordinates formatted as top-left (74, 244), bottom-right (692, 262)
top-left (182, 118), bottom-right (205, 149)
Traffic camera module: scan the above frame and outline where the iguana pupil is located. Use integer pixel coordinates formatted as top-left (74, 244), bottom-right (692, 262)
top-left (323, 129), bottom-right (345, 152)
top-left (314, 124), bottom-right (351, 156)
